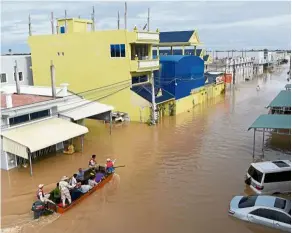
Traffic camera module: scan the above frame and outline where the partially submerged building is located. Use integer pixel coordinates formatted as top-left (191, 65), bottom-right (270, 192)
top-left (28, 18), bottom-right (160, 123)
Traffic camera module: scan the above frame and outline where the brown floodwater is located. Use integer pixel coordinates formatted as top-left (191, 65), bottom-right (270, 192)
top-left (1, 65), bottom-right (291, 233)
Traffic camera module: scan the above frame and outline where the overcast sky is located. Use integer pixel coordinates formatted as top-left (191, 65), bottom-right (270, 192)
top-left (1, 1), bottom-right (291, 53)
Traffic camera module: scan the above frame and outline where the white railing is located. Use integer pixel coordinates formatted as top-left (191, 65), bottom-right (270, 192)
top-left (138, 60), bottom-right (159, 69)
top-left (137, 32), bottom-right (159, 41)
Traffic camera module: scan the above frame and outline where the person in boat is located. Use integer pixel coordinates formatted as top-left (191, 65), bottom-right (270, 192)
top-left (37, 184), bottom-right (54, 204)
top-left (88, 174), bottom-right (98, 187)
top-left (76, 168), bottom-right (85, 181)
top-left (89, 155), bottom-right (97, 168)
top-left (105, 158), bottom-right (116, 173)
top-left (70, 174), bottom-right (78, 188)
top-left (51, 183), bottom-right (61, 204)
top-left (59, 176), bottom-right (74, 207)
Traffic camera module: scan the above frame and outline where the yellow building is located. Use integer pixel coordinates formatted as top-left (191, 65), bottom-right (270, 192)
top-left (28, 18), bottom-right (160, 122)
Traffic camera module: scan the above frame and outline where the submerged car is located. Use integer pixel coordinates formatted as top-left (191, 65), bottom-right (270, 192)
top-left (229, 195), bottom-right (291, 232)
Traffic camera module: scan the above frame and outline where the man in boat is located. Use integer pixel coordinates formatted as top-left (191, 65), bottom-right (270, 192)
top-left (88, 175), bottom-right (98, 187)
top-left (37, 184), bottom-right (54, 205)
top-left (59, 176), bottom-right (74, 207)
top-left (70, 174), bottom-right (78, 188)
top-left (89, 155), bottom-right (97, 168)
top-left (105, 158), bottom-right (116, 174)
top-left (76, 168), bottom-right (84, 181)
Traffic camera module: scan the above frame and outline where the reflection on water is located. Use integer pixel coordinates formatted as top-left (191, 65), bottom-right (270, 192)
top-left (1, 65), bottom-right (291, 233)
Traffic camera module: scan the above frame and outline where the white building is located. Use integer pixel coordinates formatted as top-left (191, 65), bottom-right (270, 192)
top-left (1, 84), bottom-right (113, 174)
top-left (1, 54), bottom-right (33, 86)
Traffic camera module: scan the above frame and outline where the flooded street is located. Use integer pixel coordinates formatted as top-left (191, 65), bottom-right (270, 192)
top-left (1, 65), bottom-right (290, 233)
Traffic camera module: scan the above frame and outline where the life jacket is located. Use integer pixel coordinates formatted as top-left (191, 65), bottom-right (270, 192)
top-left (36, 189), bottom-right (44, 200)
top-left (106, 161), bottom-right (113, 168)
top-left (89, 158), bottom-right (95, 166)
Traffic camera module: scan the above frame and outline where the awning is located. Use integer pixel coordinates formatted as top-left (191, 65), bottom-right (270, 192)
top-left (248, 114), bottom-right (291, 131)
top-left (59, 100), bottom-right (114, 121)
top-left (1, 118), bottom-right (88, 159)
top-left (267, 90), bottom-right (291, 108)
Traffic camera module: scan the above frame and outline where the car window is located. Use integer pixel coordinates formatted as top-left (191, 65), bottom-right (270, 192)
top-left (276, 212), bottom-right (291, 224)
top-left (248, 166), bottom-right (263, 183)
top-left (264, 171), bottom-right (291, 183)
top-left (274, 198), bottom-right (286, 209)
top-left (239, 196), bottom-right (258, 208)
top-left (250, 208), bottom-right (278, 221)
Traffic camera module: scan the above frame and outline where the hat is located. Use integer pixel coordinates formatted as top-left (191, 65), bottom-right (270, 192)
top-left (107, 158), bottom-right (111, 161)
top-left (38, 184), bottom-right (44, 188)
top-left (61, 176), bottom-right (69, 181)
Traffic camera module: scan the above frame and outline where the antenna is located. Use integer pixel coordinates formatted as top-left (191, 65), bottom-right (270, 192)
top-left (118, 11), bottom-right (120, 30)
top-left (51, 12), bottom-right (55, 34)
top-left (64, 10), bottom-right (67, 33)
top-left (124, 2), bottom-right (127, 30)
top-left (91, 6), bottom-right (95, 31)
top-left (147, 8), bottom-right (150, 31)
top-left (28, 14), bottom-right (32, 36)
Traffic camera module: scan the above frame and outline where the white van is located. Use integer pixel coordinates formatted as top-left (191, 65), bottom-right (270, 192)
top-left (245, 160), bottom-right (291, 195)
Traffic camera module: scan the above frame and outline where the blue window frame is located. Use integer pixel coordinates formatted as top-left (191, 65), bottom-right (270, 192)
top-left (110, 44), bottom-right (126, 58)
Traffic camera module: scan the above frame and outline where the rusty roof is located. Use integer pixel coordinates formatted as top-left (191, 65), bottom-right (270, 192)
top-left (1, 94), bottom-right (53, 109)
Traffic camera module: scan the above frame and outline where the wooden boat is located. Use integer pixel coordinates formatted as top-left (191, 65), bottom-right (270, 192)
top-left (45, 166), bottom-right (114, 214)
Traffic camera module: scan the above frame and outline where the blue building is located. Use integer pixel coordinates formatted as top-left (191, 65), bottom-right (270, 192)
top-left (155, 55), bottom-right (205, 100)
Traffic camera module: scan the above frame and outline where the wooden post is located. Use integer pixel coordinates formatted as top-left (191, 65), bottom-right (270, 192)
top-left (29, 153), bottom-right (33, 176)
top-left (109, 111), bottom-right (112, 135)
top-left (253, 129), bottom-right (256, 159)
top-left (81, 135), bottom-right (84, 153)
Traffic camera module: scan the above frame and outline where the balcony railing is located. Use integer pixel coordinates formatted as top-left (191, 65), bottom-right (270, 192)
top-left (130, 59), bottom-right (159, 72)
top-left (136, 32), bottom-right (159, 42)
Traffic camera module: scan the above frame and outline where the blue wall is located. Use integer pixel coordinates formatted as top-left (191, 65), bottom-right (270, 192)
top-left (155, 55), bottom-right (205, 100)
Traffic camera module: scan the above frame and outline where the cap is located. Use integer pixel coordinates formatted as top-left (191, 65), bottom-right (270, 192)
top-left (107, 158), bottom-right (111, 161)
top-left (38, 184), bottom-right (44, 188)
top-left (61, 176), bottom-right (69, 181)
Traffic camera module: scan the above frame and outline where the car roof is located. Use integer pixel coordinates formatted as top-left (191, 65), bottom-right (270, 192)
top-left (252, 160), bottom-right (291, 173)
top-left (255, 196), bottom-right (276, 208)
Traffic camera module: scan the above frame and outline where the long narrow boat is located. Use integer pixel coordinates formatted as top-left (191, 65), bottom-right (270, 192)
top-left (42, 167), bottom-right (114, 215)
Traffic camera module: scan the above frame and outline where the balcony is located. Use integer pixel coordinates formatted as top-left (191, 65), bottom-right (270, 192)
top-left (130, 59), bottom-right (159, 72)
top-left (136, 32), bottom-right (159, 44)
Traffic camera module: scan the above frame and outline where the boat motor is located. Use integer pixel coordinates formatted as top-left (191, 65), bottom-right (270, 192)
top-left (31, 200), bottom-right (46, 219)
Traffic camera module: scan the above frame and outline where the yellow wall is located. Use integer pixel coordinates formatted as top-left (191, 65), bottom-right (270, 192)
top-left (28, 30), bottom-right (156, 123)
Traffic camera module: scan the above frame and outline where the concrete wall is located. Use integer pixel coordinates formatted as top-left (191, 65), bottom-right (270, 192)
top-left (28, 30), bottom-right (158, 122)
top-left (1, 55), bottom-right (33, 86)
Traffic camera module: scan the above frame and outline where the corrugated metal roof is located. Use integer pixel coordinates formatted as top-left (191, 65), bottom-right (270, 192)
top-left (248, 114), bottom-right (291, 130)
top-left (131, 84), bottom-right (174, 104)
top-left (59, 100), bottom-right (114, 121)
top-left (267, 90), bottom-right (291, 108)
top-left (159, 31), bottom-right (194, 43)
top-left (1, 118), bottom-right (89, 157)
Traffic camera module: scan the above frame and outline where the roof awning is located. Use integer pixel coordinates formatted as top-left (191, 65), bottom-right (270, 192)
top-left (58, 100), bottom-right (114, 121)
top-left (267, 90), bottom-right (291, 108)
top-left (248, 114), bottom-right (291, 131)
top-left (1, 118), bottom-right (88, 159)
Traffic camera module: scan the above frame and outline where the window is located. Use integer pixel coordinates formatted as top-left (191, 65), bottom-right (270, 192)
top-left (18, 72), bottom-right (23, 81)
top-left (30, 110), bottom-right (50, 120)
top-left (264, 171), bottom-right (291, 183)
top-left (251, 208), bottom-right (290, 224)
top-left (110, 44), bottom-right (126, 58)
top-left (1, 73), bottom-right (7, 83)
top-left (132, 75), bottom-right (148, 84)
top-left (9, 114), bottom-right (30, 126)
top-left (272, 161), bottom-right (290, 168)
top-left (9, 110), bottom-right (50, 126)
top-left (248, 165), bottom-right (263, 183)
top-left (277, 212), bottom-right (291, 224)
top-left (239, 196), bottom-right (258, 208)
top-left (275, 198), bottom-right (287, 210)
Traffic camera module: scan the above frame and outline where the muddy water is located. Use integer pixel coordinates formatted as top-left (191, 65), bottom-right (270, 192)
top-left (1, 65), bottom-right (291, 233)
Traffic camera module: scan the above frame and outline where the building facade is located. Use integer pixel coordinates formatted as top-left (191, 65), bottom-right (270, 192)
top-left (1, 54), bottom-right (33, 86)
top-left (28, 18), bottom-right (160, 123)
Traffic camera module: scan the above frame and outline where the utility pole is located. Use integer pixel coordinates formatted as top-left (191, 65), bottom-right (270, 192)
top-left (117, 11), bottom-right (120, 29)
top-left (233, 64), bottom-right (236, 86)
top-left (124, 2), bottom-right (127, 30)
top-left (51, 12), bottom-right (55, 34)
top-left (151, 71), bottom-right (157, 125)
top-left (14, 60), bottom-right (20, 94)
top-left (91, 6), bottom-right (95, 31)
top-left (28, 14), bottom-right (32, 36)
top-left (147, 8), bottom-right (150, 32)
top-left (50, 60), bottom-right (57, 98)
